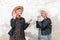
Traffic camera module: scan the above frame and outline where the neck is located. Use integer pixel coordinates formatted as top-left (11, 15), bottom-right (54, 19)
top-left (16, 15), bottom-right (21, 18)
top-left (44, 16), bottom-right (47, 19)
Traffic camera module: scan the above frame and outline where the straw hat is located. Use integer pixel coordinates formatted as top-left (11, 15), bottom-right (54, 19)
top-left (12, 6), bottom-right (24, 16)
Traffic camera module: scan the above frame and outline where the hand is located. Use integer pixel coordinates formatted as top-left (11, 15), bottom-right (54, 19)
top-left (27, 18), bottom-right (32, 24)
top-left (37, 16), bottom-right (41, 21)
top-left (12, 12), bottom-right (16, 19)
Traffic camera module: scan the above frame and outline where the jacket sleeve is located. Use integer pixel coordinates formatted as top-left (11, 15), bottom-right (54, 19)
top-left (8, 18), bottom-right (16, 36)
top-left (10, 18), bottom-right (16, 28)
top-left (36, 19), bottom-right (51, 29)
top-left (24, 23), bottom-right (30, 30)
top-left (22, 18), bottom-right (30, 30)
top-left (36, 21), bottom-right (42, 28)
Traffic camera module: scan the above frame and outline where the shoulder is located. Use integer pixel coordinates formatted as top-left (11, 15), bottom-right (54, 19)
top-left (21, 17), bottom-right (25, 20)
top-left (43, 18), bottom-right (52, 23)
top-left (11, 18), bottom-right (15, 20)
top-left (47, 18), bottom-right (51, 21)
top-left (10, 18), bottom-right (16, 22)
top-left (46, 18), bottom-right (52, 23)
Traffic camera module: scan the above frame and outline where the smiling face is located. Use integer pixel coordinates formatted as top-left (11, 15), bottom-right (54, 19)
top-left (16, 9), bottom-right (22, 16)
top-left (41, 10), bottom-right (47, 18)
top-left (12, 6), bottom-right (24, 18)
top-left (15, 9), bottom-right (23, 18)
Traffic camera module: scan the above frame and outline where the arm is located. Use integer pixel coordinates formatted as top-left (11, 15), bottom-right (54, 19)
top-left (10, 18), bottom-right (16, 28)
top-left (42, 19), bottom-right (51, 28)
top-left (8, 18), bottom-right (16, 35)
top-left (36, 18), bottom-right (51, 29)
top-left (22, 18), bottom-right (30, 30)
top-left (24, 23), bottom-right (30, 30)
top-left (36, 21), bottom-right (42, 28)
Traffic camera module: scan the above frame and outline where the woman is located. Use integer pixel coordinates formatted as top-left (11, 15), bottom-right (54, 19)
top-left (36, 10), bottom-right (52, 40)
top-left (8, 6), bottom-right (32, 40)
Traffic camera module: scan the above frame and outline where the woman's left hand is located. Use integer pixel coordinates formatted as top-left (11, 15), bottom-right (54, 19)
top-left (27, 18), bottom-right (32, 24)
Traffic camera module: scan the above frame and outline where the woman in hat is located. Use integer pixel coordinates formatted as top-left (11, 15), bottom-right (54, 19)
top-left (8, 6), bottom-right (32, 40)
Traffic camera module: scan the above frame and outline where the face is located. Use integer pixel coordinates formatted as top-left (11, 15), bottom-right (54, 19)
top-left (15, 9), bottom-right (22, 16)
top-left (41, 10), bottom-right (47, 18)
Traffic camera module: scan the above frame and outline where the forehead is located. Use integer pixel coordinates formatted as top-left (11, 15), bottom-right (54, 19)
top-left (15, 9), bottom-right (22, 12)
top-left (41, 10), bottom-right (46, 12)
top-left (16, 9), bottom-right (22, 11)
top-left (41, 10), bottom-right (47, 14)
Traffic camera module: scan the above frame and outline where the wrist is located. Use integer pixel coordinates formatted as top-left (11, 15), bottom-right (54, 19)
top-left (13, 17), bottom-right (16, 19)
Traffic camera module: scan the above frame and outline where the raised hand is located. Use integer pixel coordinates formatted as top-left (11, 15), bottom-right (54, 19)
top-left (37, 16), bottom-right (41, 21)
top-left (12, 12), bottom-right (17, 19)
top-left (27, 18), bottom-right (32, 24)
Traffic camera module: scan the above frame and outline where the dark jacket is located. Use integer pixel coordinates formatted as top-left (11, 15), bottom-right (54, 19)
top-left (8, 17), bottom-right (29, 36)
top-left (36, 18), bottom-right (52, 35)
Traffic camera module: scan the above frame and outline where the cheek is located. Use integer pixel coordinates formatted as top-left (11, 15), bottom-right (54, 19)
top-left (17, 13), bottom-right (22, 16)
top-left (41, 14), bottom-right (45, 17)
top-left (16, 11), bottom-right (21, 14)
top-left (17, 11), bottom-right (20, 13)
top-left (41, 14), bottom-right (43, 16)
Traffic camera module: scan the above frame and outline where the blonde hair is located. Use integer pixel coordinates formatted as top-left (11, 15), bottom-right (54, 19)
top-left (41, 9), bottom-right (50, 18)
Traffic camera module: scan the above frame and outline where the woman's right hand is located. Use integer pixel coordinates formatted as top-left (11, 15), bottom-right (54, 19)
top-left (12, 12), bottom-right (16, 19)
top-left (27, 18), bottom-right (32, 24)
top-left (37, 16), bottom-right (41, 21)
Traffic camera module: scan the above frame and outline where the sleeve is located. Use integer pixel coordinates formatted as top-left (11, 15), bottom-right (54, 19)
top-left (36, 19), bottom-right (51, 29)
top-left (36, 21), bottom-right (42, 28)
top-left (22, 18), bottom-right (30, 30)
top-left (8, 18), bottom-right (16, 35)
top-left (10, 18), bottom-right (16, 28)
top-left (24, 23), bottom-right (30, 30)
